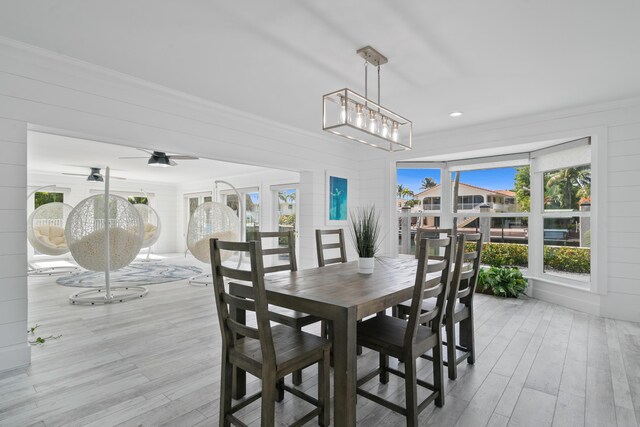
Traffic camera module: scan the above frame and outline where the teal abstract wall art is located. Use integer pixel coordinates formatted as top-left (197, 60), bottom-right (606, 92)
top-left (326, 172), bottom-right (349, 224)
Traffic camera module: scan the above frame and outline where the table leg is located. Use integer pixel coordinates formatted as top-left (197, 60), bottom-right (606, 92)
top-left (230, 299), bottom-right (246, 399)
top-left (332, 307), bottom-right (357, 427)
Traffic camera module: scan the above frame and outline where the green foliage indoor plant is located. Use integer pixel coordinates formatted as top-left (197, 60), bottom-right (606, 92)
top-left (477, 266), bottom-right (528, 298)
top-left (349, 206), bottom-right (382, 274)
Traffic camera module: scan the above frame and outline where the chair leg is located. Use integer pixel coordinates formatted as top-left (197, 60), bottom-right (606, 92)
top-left (379, 352), bottom-right (389, 384)
top-left (275, 378), bottom-right (285, 402)
top-left (219, 353), bottom-right (233, 427)
top-left (261, 371), bottom-right (276, 427)
top-left (404, 358), bottom-right (419, 427)
top-left (318, 347), bottom-right (330, 426)
top-left (460, 309), bottom-right (475, 364)
top-left (433, 332), bottom-right (445, 407)
top-left (292, 326), bottom-right (303, 385)
top-left (446, 320), bottom-right (458, 380)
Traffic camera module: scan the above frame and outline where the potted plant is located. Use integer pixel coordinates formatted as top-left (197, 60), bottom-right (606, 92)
top-left (349, 206), bottom-right (382, 274)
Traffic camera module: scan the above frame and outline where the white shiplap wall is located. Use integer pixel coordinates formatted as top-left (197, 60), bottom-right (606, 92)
top-left (0, 39), bottom-right (360, 371)
top-left (0, 117), bottom-right (30, 371)
top-left (600, 123), bottom-right (640, 319)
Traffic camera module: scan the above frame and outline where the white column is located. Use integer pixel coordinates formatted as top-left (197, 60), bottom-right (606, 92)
top-left (0, 118), bottom-right (30, 372)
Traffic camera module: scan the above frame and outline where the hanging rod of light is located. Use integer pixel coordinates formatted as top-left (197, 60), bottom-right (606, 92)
top-left (322, 46), bottom-right (412, 151)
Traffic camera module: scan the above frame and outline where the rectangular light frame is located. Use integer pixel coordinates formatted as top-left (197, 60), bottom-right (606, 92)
top-left (323, 88), bottom-right (412, 152)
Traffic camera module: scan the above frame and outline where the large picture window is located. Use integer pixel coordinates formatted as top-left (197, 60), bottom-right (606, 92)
top-left (396, 136), bottom-right (596, 289)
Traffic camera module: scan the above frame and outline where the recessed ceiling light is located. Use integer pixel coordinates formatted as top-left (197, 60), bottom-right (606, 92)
top-left (449, 111), bottom-right (463, 117)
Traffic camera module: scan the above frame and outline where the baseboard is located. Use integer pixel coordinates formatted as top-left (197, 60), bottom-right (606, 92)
top-left (531, 279), bottom-right (601, 316)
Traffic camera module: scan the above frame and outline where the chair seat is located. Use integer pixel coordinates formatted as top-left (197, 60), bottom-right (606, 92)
top-left (268, 305), bottom-right (322, 328)
top-left (357, 315), bottom-right (439, 359)
top-left (231, 324), bottom-right (331, 378)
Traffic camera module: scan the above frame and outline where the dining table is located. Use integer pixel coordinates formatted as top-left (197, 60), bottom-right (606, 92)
top-left (229, 256), bottom-right (421, 427)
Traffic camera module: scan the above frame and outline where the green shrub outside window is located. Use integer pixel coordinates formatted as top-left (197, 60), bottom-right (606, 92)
top-left (466, 242), bottom-right (590, 274)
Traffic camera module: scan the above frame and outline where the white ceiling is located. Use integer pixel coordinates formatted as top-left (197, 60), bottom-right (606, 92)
top-left (3, 1), bottom-right (640, 138)
top-left (28, 131), bottom-right (271, 184)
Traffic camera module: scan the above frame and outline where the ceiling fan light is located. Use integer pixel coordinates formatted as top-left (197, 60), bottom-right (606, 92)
top-left (87, 173), bottom-right (103, 182)
top-left (148, 156), bottom-right (171, 167)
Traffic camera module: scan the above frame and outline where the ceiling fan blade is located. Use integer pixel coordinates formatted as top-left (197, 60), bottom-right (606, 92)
top-left (118, 156), bottom-right (149, 159)
top-left (169, 159), bottom-right (178, 166)
top-left (168, 155), bottom-right (199, 160)
top-left (62, 172), bottom-right (88, 177)
top-left (136, 148), bottom-right (155, 155)
top-left (111, 176), bottom-right (127, 180)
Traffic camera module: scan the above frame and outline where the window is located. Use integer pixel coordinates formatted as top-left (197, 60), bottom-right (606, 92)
top-left (396, 137), bottom-right (596, 289)
top-left (273, 187), bottom-right (297, 261)
top-left (223, 188), bottom-right (260, 241)
top-left (396, 167), bottom-right (442, 255)
top-left (127, 196), bottom-right (148, 205)
top-left (34, 191), bottom-right (63, 209)
top-left (184, 192), bottom-right (212, 233)
top-left (539, 164), bottom-right (591, 282)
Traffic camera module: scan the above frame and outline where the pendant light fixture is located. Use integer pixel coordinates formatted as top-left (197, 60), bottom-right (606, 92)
top-left (322, 46), bottom-right (412, 151)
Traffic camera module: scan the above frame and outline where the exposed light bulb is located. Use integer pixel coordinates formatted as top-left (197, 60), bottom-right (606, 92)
top-left (449, 111), bottom-right (463, 117)
top-left (368, 109), bottom-right (377, 133)
top-left (339, 96), bottom-right (347, 123)
top-left (355, 104), bottom-right (364, 128)
top-left (391, 122), bottom-right (399, 142)
top-left (381, 117), bottom-right (389, 138)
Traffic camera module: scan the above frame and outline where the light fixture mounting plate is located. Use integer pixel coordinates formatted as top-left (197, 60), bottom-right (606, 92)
top-left (356, 46), bottom-right (388, 66)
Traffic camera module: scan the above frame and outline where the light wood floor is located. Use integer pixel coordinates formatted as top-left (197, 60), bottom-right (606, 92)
top-left (2, 261), bottom-right (640, 426)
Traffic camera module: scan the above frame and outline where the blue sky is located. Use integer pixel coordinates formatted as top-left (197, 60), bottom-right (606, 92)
top-left (397, 167), bottom-right (518, 194)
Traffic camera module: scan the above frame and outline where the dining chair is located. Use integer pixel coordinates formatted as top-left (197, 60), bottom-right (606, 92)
top-left (315, 228), bottom-right (362, 356)
top-left (398, 232), bottom-right (483, 380)
top-left (315, 228), bottom-right (347, 267)
top-left (356, 237), bottom-right (452, 426)
top-left (414, 227), bottom-right (452, 260)
top-left (210, 238), bottom-right (331, 427)
top-left (258, 231), bottom-right (322, 388)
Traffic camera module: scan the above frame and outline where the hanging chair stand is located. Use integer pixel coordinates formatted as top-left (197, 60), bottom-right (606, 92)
top-left (68, 167), bottom-right (148, 305)
top-left (188, 180), bottom-right (244, 286)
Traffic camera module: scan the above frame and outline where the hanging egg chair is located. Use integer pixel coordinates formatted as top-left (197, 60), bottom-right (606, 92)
top-left (134, 203), bottom-right (162, 249)
top-left (28, 202), bottom-right (73, 256)
top-left (66, 194), bottom-right (144, 271)
top-left (187, 201), bottom-right (240, 265)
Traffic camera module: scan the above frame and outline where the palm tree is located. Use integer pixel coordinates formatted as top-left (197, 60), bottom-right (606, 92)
top-left (420, 177), bottom-right (437, 190)
top-left (545, 167), bottom-right (591, 209)
top-left (397, 184), bottom-right (414, 200)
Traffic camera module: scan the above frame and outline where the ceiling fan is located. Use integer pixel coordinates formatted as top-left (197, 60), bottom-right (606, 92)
top-left (62, 167), bottom-right (126, 182)
top-left (119, 149), bottom-right (199, 167)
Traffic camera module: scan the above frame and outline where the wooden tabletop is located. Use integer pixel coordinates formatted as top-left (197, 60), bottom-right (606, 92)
top-left (262, 256), bottom-right (419, 319)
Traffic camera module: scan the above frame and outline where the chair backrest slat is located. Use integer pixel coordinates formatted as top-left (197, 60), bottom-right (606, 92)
top-left (258, 230), bottom-right (297, 274)
top-left (222, 292), bottom-right (256, 312)
top-left (210, 238), bottom-right (276, 366)
top-left (426, 259), bottom-right (448, 274)
top-left (404, 237), bottom-right (452, 348)
top-left (264, 264), bottom-right (295, 274)
top-left (219, 266), bottom-right (253, 282)
top-left (227, 318), bottom-right (260, 340)
top-left (316, 229), bottom-right (347, 267)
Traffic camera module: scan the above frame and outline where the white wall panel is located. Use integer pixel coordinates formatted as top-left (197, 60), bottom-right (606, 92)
top-left (0, 114), bottom-right (28, 372)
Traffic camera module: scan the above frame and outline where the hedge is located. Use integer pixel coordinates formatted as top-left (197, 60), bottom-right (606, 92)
top-left (465, 242), bottom-right (590, 274)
